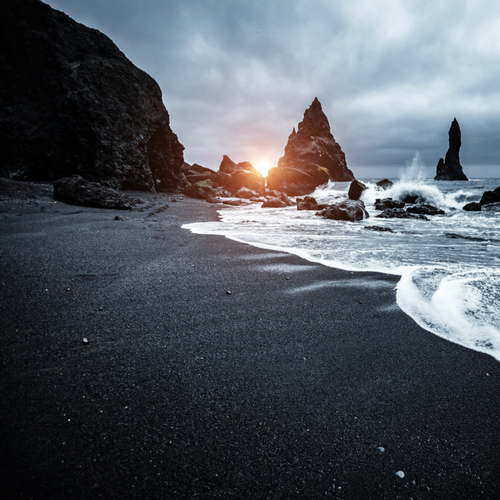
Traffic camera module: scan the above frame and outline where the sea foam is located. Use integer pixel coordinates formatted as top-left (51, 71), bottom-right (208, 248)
top-left (397, 267), bottom-right (500, 361)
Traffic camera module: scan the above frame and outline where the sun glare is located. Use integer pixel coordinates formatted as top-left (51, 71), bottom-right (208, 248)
top-left (255, 160), bottom-right (271, 177)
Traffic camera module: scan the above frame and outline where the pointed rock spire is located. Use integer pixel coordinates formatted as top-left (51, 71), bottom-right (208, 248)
top-left (435, 118), bottom-right (468, 181)
top-left (277, 98), bottom-right (354, 182)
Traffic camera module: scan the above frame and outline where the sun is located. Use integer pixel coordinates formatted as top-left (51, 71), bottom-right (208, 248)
top-left (255, 160), bottom-right (271, 177)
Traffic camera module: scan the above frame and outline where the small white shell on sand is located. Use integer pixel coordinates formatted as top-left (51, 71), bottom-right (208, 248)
top-left (396, 471), bottom-right (405, 479)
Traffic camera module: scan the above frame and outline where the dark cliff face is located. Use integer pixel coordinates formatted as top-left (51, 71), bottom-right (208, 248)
top-left (0, 0), bottom-right (184, 191)
top-left (277, 98), bottom-right (354, 182)
top-left (434, 118), bottom-right (468, 181)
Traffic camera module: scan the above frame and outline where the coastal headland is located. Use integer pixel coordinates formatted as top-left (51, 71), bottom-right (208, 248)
top-left (1, 187), bottom-right (499, 499)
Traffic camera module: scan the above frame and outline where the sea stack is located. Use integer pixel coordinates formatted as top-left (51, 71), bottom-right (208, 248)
top-left (0, 0), bottom-right (184, 191)
top-left (434, 118), bottom-right (468, 181)
top-left (267, 98), bottom-right (354, 196)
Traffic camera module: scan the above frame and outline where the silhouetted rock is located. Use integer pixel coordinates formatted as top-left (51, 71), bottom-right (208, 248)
top-left (266, 165), bottom-right (329, 196)
top-left (364, 226), bottom-right (395, 233)
top-left (53, 175), bottom-right (139, 209)
top-left (376, 208), bottom-right (429, 221)
top-left (463, 202), bottom-right (482, 212)
top-left (181, 163), bottom-right (216, 185)
top-left (235, 187), bottom-right (260, 199)
top-left (216, 156), bottom-right (265, 195)
top-left (184, 182), bottom-right (215, 200)
top-left (374, 198), bottom-right (405, 210)
top-left (434, 119), bottom-right (468, 181)
top-left (0, 0), bottom-right (184, 191)
top-left (376, 179), bottom-right (393, 190)
top-left (479, 187), bottom-right (500, 206)
top-left (406, 204), bottom-right (445, 216)
top-left (222, 199), bottom-right (250, 206)
top-left (401, 194), bottom-right (419, 204)
top-left (316, 199), bottom-right (368, 222)
top-left (348, 179), bottom-right (368, 200)
top-left (262, 198), bottom-right (288, 208)
top-left (296, 196), bottom-right (328, 211)
top-left (267, 98), bottom-right (354, 195)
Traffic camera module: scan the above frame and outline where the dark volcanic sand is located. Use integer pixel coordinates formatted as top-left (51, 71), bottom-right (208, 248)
top-left (1, 184), bottom-right (499, 499)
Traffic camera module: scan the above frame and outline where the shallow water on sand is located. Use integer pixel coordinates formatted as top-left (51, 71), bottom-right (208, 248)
top-left (183, 175), bottom-right (500, 362)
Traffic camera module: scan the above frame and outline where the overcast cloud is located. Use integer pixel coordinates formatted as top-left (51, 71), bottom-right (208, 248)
top-left (47, 0), bottom-right (500, 178)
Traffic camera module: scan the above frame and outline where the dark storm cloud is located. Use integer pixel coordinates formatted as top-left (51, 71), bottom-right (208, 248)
top-left (47, 0), bottom-right (500, 177)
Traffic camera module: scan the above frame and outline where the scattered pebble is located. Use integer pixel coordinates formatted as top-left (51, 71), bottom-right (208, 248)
top-left (286, 276), bottom-right (290, 280)
top-left (226, 291), bottom-right (232, 295)
top-left (396, 471), bottom-right (405, 479)
top-left (82, 338), bottom-right (89, 344)
top-left (378, 446), bottom-right (385, 452)
top-left (98, 307), bottom-right (103, 311)
top-left (66, 287), bottom-right (71, 291)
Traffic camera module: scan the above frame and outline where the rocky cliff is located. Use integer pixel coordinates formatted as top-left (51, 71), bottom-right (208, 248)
top-left (0, 0), bottom-right (184, 191)
top-left (434, 118), bottom-right (468, 181)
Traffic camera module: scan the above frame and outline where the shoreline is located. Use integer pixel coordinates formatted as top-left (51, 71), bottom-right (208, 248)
top-left (1, 187), bottom-right (500, 499)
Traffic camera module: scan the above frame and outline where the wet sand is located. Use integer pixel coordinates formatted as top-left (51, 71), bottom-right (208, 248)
top-left (1, 184), bottom-right (499, 499)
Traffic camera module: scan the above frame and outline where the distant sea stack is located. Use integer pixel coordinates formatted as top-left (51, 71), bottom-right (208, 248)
top-left (267, 98), bottom-right (354, 196)
top-left (434, 118), bottom-right (468, 181)
top-left (0, 0), bottom-right (184, 191)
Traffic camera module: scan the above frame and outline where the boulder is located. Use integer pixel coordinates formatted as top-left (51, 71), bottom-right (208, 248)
top-left (222, 199), bottom-right (251, 206)
top-left (266, 165), bottom-right (329, 196)
top-left (181, 163), bottom-right (216, 184)
top-left (479, 187), bottom-right (500, 206)
top-left (184, 181), bottom-right (215, 200)
top-left (262, 198), bottom-right (288, 208)
top-left (376, 208), bottom-right (429, 221)
top-left (0, 0), bottom-right (184, 191)
top-left (364, 226), bottom-right (395, 233)
top-left (434, 118), bottom-right (469, 181)
top-left (279, 192), bottom-right (294, 206)
top-left (53, 175), bottom-right (139, 209)
top-left (213, 186), bottom-right (232, 198)
top-left (297, 196), bottom-right (328, 211)
top-left (316, 199), bottom-right (369, 222)
top-left (216, 156), bottom-right (265, 195)
top-left (235, 187), bottom-right (260, 199)
top-left (401, 194), bottom-right (420, 204)
top-left (265, 190), bottom-right (283, 198)
top-left (269, 98), bottom-right (354, 195)
top-left (463, 202), bottom-right (482, 212)
top-left (406, 203), bottom-right (445, 216)
top-left (374, 198), bottom-right (405, 210)
top-left (376, 179), bottom-right (393, 190)
top-left (348, 179), bottom-right (368, 200)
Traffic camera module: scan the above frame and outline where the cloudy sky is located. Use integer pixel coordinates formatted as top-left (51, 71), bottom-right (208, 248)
top-left (47, 0), bottom-right (500, 178)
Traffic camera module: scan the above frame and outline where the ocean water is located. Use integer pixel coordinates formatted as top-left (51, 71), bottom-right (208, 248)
top-left (183, 169), bottom-right (500, 362)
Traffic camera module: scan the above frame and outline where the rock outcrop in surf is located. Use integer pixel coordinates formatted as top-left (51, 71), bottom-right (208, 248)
top-left (434, 119), bottom-right (468, 181)
top-left (267, 98), bottom-right (354, 196)
top-left (0, 0), bottom-right (184, 191)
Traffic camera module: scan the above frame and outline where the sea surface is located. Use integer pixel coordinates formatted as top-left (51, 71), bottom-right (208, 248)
top-left (183, 168), bottom-right (500, 362)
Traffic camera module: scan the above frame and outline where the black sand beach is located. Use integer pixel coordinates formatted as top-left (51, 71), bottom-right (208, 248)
top-left (1, 185), bottom-right (499, 499)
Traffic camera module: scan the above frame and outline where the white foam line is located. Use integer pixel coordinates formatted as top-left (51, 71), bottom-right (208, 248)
top-left (183, 222), bottom-right (500, 363)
